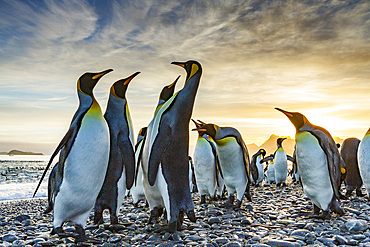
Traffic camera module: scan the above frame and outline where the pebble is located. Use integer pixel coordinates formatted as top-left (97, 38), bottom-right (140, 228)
top-left (0, 183), bottom-right (369, 246)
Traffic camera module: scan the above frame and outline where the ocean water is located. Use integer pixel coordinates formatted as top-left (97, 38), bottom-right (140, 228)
top-left (0, 155), bottom-right (51, 201)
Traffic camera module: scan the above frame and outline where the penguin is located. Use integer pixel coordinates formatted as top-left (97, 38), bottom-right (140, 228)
top-left (340, 138), bottom-right (364, 197)
top-left (276, 108), bottom-right (344, 218)
top-left (192, 123), bottom-right (257, 208)
top-left (289, 150), bottom-right (300, 184)
top-left (132, 77), bottom-right (180, 207)
top-left (94, 72), bottom-right (139, 225)
top-left (192, 119), bottom-right (222, 204)
top-left (358, 128), bottom-right (370, 198)
top-left (33, 69), bottom-right (113, 242)
top-left (141, 60), bottom-right (201, 232)
top-left (250, 149), bottom-right (266, 186)
top-left (188, 156), bottom-right (197, 193)
top-left (131, 127), bottom-right (148, 207)
top-left (264, 158), bottom-right (275, 184)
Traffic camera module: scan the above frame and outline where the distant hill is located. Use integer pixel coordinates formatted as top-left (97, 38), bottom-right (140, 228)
top-left (0, 150), bottom-right (43, 155)
top-left (247, 134), bottom-right (344, 156)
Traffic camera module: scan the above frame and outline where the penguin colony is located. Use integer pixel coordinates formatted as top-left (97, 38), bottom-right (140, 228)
top-left (33, 61), bottom-right (370, 243)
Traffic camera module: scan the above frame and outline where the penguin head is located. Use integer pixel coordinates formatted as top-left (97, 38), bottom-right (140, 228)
top-left (277, 137), bottom-right (287, 148)
top-left (192, 123), bottom-right (218, 139)
top-left (275, 108), bottom-right (309, 131)
top-left (171, 60), bottom-right (202, 82)
top-left (138, 127), bottom-right (147, 137)
top-left (78, 69), bottom-right (113, 96)
top-left (110, 72), bottom-right (140, 99)
top-left (160, 75), bottom-right (180, 101)
top-left (259, 148), bottom-right (266, 157)
top-left (191, 119), bottom-right (203, 137)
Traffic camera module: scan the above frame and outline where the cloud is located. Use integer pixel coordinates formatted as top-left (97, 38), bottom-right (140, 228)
top-left (0, 0), bottom-right (369, 152)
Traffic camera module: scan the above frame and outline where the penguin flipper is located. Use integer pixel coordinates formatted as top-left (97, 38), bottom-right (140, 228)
top-left (148, 125), bottom-right (172, 186)
top-left (260, 155), bottom-right (274, 163)
top-left (204, 135), bottom-right (223, 184)
top-left (287, 155), bottom-right (294, 162)
top-left (303, 127), bottom-right (342, 200)
top-left (232, 133), bottom-right (253, 183)
top-left (134, 138), bottom-right (145, 186)
top-left (33, 121), bottom-right (82, 197)
top-left (117, 132), bottom-right (136, 190)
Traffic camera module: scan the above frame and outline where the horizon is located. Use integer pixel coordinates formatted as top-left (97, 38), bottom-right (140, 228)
top-left (1, 0), bottom-right (369, 155)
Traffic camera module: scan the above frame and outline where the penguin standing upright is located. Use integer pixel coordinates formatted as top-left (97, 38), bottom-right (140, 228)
top-left (273, 138), bottom-right (291, 186)
top-left (276, 108), bottom-right (344, 218)
top-left (250, 149), bottom-right (266, 186)
top-left (264, 158), bottom-right (275, 184)
top-left (192, 119), bottom-right (222, 204)
top-left (94, 72), bottom-right (139, 225)
top-left (358, 128), bottom-right (370, 198)
top-left (193, 123), bottom-right (257, 208)
top-left (141, 60), bottom-right (201, 232)
top-left (131, 127), bottom-right (148, 206)
top-left (290, 150), bottom-right (300, 183)
top-left (132, 77), bottom-right (180, 207)
top-left (260, 138), bottom-right (292, 186)
top-left (340, 138), bottom-right (363, 197)
top-left (33, 69), bottom-right (113, 242)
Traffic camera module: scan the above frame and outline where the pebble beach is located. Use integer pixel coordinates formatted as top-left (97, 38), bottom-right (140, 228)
top-left (1, 182), bottom-right (370, 247)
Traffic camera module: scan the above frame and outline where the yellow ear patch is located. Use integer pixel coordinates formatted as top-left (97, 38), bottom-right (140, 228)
top-left (341, 167), bottom-right (346, 174)
top-left (77, 79), bottom-right (82, 92)
top-left (188, 64), bottom-right (199, 80)
top-left (110, 86), bottom-right (118, 97)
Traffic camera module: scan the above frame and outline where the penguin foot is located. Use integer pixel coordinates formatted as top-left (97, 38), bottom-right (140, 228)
top-left (330, 200), bottom-right (345, 216)
top-left (234, 200), bottom-right (242, 209)
top-left (356, 189), bottom-right (366, 197)
top-left (148, 207), bottom-right (164, 224)
top-left (106, 224), bottom-right (126, 232)
top-left (310, 211), bottom-right (330, 220)
top-left (43, 204), bottom-right (53, 214)
top-left (186, 210), bottom-right (196, 223)
top-left (200, 195), bottom-right (206, 204)
top-left (176, 211), bottom-right (184, 231)
top-left (168, 221), bottom-right (177, 233)
top-left (223, 195), bottom-right (234, 209)
top-left (110, 214), bottom-right (119, 225)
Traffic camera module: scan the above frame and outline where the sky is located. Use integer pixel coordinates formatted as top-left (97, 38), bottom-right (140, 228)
top-left (0, 0), bottom-right (369, 155)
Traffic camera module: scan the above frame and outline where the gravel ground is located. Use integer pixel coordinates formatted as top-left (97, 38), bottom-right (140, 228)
top-left (1, 182), bottom-right (370, 247)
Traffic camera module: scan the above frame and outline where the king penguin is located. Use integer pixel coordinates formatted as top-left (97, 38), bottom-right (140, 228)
top-left (264, 158), bottom-right (275, 184)
top-left (341, 137), bottom-right (363, 197)
top-left (358, 128), bottom-right (370, 198)
top-left (250, 149), bottom-right (266, 186)
top-left (193, 123), bottom-right (258, 208)
top-left (132, 76), bottom-right (180, 207)
top-left (33, 69), bottom-right (113, 242)
top-left (141, 60), bottom-right (201, 232)
top-left (192, 119), bottom-right (223, 204)
top-left (276, 108), bottom-right (344, 218)
top-left (261, 138), bottom-right (293, 186)
top-left (131, 127), bottom-right (148, 206)
top-left (94, 72), bottom-right (139, 225)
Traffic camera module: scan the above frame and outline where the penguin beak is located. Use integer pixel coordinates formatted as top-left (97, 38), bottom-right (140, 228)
top-left (275, 108), bottom-right (293, 118)
top-left (92, 69), bottom-right (113, 80)
top-left (191, 127), bottom-right (206, 132)
top-left (168, 75), bottom-right (181, 88)
top-left (124, 71), bottom-right (141, 85)
top-left (171, 61), bottom-right (185, 68)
